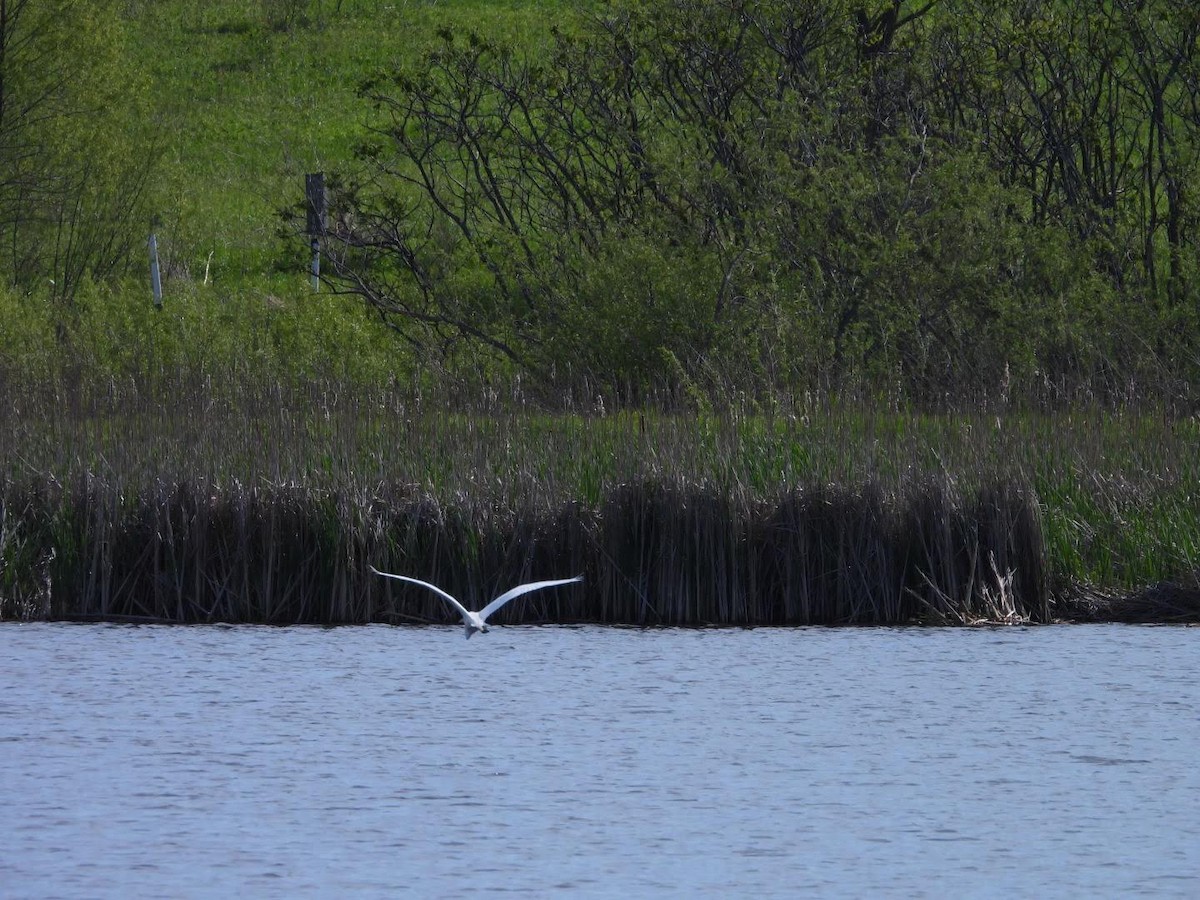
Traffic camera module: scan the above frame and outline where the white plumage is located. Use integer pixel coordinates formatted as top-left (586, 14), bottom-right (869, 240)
top-left (370, 567), bottom-right (583, 638)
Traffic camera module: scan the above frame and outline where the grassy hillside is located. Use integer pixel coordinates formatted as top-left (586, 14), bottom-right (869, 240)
top-left (131, 1), bottom-right (565, 283)
top-left (1, 2), bottom-right (574, 389)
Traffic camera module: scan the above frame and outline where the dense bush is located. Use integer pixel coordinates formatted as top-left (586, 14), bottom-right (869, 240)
top-left (0, 0), bottom-right (157, 303)
top-left (321, 0), bottom-right (1200, 402)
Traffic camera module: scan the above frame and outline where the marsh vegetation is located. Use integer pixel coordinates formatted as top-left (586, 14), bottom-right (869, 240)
top-left (2, 378), bottom-right (1197, 625)
top-left (2, 2), bottom-right (1198, 624)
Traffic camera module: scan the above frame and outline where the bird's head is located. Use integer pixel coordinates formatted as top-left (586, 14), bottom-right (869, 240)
top-left (464, 618), bottom-right (487, 639)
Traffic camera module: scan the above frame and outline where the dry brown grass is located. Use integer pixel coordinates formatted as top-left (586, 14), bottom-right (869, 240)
top-left (2, 376), bottom-right (1197, 626)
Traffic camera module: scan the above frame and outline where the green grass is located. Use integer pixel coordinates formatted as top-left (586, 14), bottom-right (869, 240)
top-left (130, 0), bottom-right (575, 285)
top-left (0, 1), bottom-right (579, 392)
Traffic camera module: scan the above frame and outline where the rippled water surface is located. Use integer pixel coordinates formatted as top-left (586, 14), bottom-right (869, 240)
top-left (2, 623), bottom-right (1198, 897)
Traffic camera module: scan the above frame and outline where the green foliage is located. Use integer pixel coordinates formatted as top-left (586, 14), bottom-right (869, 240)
top-left (0, 285), bottom-right (57, 388)
top-left (2, 0), bottom-right (1199, 403)
top-left (0, 0), bottom-right (157, 300)
top-left (320, 0), bottom-right (1200, 402)
top-left (0, 277), bottom-right (401, 388)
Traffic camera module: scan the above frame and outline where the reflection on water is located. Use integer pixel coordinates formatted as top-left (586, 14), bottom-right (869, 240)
top-left (2, 623), bottom-right (1198, 897)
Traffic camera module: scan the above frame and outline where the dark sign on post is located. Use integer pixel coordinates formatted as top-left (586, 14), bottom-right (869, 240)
top-left (305, 173), bottom-right (327, 236)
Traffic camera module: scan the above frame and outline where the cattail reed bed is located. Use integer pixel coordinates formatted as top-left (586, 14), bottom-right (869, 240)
top-left (1, 474), bottom-right (1051, 625)
top-left (1, 377), bottom-right (1198, 625)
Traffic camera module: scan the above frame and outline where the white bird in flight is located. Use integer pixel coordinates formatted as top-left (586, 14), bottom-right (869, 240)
top-left (370, 567), bottom-right (583, 638)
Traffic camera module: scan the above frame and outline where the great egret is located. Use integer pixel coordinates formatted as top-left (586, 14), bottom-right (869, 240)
top-left (370, 567), bottom-right (583, 638)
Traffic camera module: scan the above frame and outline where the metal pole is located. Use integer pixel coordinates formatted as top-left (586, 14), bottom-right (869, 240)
top-left (149, 231), bottom-right (163, 308)
top-left (305, 172), bottom-right (327, 292)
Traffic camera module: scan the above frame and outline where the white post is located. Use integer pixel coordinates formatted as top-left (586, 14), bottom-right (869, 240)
top-left (149, 231), bottom-right (163, 308)
top-left (311, 237), bottom-right (320, 291)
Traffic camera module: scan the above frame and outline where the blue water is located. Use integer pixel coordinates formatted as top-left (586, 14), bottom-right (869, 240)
top-left (2, 623), bottom-right (1197, 897)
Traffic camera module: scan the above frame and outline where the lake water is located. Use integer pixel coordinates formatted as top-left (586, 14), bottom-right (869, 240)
top-left (1, 623), bottom-right (1197, 898)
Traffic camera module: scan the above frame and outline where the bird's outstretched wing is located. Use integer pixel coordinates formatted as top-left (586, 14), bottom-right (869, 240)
top-left (479, 575), bottom-right (583, 622)
top-left (370, 567), bottom-right (471, 621)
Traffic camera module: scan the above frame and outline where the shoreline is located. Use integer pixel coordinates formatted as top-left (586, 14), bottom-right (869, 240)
top-left (18, 582), bottom-right (1200, 629)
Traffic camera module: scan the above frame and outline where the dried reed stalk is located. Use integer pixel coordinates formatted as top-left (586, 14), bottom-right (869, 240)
top-left (2, 474), bottom-right (1056, 626)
